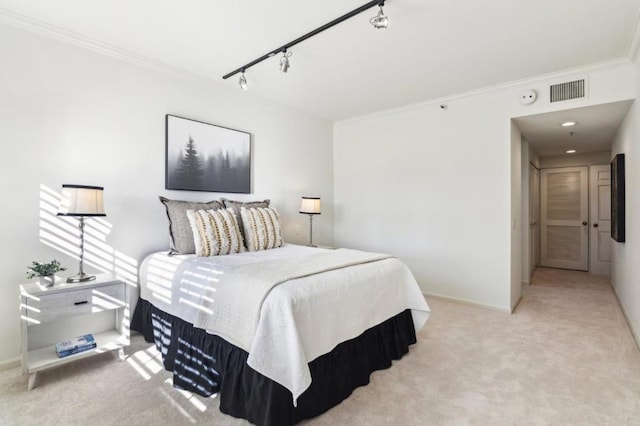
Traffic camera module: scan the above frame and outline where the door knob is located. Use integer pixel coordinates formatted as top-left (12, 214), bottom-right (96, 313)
top-left (593, 223), bottom-right (599, 228)
top-left (582, 221), bottom-right (588, 226)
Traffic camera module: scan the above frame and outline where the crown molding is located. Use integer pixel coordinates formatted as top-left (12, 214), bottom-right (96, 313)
top-left (0, 7), bottom-right (323, 120)
top-left (0, 7), bottom-right (215, 86)
top-left (2, 6), bottom-right (637, 125)
top-left (335, 57), bottom-right (632, 126)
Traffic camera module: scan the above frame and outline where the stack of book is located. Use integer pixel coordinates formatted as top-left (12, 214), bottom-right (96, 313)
top-left (55, 334), bottom-right (97, 358)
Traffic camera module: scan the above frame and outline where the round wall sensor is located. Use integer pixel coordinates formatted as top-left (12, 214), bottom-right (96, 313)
top-left (519, 90), bottom-right (538, 105)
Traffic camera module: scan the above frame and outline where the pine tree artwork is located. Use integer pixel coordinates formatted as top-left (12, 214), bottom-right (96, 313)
top-left (165, 115), bottom-right (251, 193)
top-left (172, 136), bottom-right (205, 190)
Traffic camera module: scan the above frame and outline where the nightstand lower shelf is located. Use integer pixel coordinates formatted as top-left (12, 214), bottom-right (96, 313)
top-left (26, 330), bottom-right (128, 391)
top-left (27, 330), bottom-right (127, 373)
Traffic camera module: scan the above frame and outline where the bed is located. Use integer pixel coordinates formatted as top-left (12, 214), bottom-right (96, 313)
top-left (131, 243), bottom-right (429, 425)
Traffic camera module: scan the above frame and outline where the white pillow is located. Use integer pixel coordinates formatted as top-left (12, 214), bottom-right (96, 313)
top-left (186, 209), bottom-right (245, 256)
top-left (240, 207), bottom-right (284, 252)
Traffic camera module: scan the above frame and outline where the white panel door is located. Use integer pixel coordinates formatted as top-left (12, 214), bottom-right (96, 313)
top-left (540, 166), bottom-right (589, 271)
top-left (589, 165), bottom-right (611, 275)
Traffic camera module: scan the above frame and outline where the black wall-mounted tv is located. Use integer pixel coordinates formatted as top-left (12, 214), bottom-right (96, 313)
top-left (611, 153), bottom-right (625, 243)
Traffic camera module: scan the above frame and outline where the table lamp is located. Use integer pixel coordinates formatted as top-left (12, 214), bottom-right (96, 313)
top-left (57, 184), bottom-right (106, 283)
top-left (299, 196), bottom-right (321, 247)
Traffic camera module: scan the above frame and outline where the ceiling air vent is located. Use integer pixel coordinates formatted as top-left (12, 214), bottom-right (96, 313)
top-left (550, 79), bottom-right (585, 103)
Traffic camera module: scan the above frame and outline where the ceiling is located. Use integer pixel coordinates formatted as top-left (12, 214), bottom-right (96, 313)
top-left (0, 0), bottom-right (639, 121)
top-left (513, 100), bottom-right (633, 157)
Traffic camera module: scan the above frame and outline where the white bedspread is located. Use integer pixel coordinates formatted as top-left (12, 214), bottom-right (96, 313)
top-left (139, 244), bottom-right (430, 404)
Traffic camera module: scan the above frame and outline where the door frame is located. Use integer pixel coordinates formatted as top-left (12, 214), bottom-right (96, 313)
top-left (529, 163), bottom-right (540, 277)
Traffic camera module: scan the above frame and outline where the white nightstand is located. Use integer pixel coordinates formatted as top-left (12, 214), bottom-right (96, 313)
top-left (20, 273), bottom-right (129, 390)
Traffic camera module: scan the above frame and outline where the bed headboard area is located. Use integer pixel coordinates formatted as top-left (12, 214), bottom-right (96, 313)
top-left (158, 196), bottom-right (282, 257)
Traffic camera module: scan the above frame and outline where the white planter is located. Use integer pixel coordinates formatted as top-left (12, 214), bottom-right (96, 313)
top-left (39, 275), bottom-right (56, 287)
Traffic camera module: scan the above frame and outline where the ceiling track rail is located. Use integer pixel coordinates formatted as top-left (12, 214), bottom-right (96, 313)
top-left (222, 0), bottom-right (385, 80)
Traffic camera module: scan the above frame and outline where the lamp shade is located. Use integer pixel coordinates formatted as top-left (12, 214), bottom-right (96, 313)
top-left (300, 197), bottom-right (321, 215)
top-left (57, 185), bottom-right (106, 217)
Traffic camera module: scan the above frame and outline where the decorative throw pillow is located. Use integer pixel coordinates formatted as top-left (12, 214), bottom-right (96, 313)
top-left (222, 198), bottom-right (270, 243)
top-left (159, 196), bottom-right (224, 255)
top-left (240, 207), bottom-right (284, 252)
top-left (186, 209), bottom-right (245, 257)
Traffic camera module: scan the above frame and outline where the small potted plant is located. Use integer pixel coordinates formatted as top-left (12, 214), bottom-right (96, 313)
top-left (26, 260), bottom-right (67, 287)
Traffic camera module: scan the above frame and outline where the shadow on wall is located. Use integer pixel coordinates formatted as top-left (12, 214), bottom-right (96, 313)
top-left (38, 183), bottom-right (138, 286)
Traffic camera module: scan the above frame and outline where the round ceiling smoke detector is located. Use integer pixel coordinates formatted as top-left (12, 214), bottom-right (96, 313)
top-left (519, 90), bottom-right (538, 105)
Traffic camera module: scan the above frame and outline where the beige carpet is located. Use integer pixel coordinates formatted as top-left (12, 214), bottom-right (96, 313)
top-left (1, 267), bottom-right (640, 425)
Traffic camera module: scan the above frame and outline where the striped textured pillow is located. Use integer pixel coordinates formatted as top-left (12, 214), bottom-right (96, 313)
top-left (240, 207), bottom-right (284, 252)
top-left (186, 209), bottom-right (245, 256)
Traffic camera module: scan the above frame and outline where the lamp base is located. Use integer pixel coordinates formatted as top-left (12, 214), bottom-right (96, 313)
top-left (66, 273), bottom-right (96, 283)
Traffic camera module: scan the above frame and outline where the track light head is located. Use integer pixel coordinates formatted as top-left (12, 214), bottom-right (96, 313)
top-left (239, 71), bottom-right (248, 90)
top-left (280, 51), bottom-right (292, 73)
top-left (370, 5), bottom-right (389, 29)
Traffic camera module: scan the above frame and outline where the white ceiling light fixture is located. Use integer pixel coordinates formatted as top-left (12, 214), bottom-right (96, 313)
top-left (370, 4), bottom-right (389, 29)
top-left (561, 121), bottom-right (577, 127)
top-left (222, 1), bottom-right (388, 87)
top-left (238, 70), bottom-right (248, 90)
top-left (566, 149), bottom-right (577, 154)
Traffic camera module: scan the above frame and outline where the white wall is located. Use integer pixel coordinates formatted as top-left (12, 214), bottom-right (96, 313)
top-left (334, 93), bottom-right (511, 310)
top-left (539, 151), bottom-right (611, 168)
top-left (334, 61), bottom-right (635, 312)
top-left (611, 53), bottom-right (640, 345)
top-left (0, 24), bottom-right (334, 364)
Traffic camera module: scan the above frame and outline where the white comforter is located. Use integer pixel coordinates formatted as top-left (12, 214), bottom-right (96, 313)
top-left (139, 244), bottom-right (430, 404)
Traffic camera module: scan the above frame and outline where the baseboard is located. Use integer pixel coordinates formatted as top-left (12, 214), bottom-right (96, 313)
top-left (521, 280), bottom-right (529, 286)
top-left (423, 292), bottom-right (511, 313)
top-left (611, 286), bottom-right (640, 351)
top-left (0, 357), bottom-right (20, 371)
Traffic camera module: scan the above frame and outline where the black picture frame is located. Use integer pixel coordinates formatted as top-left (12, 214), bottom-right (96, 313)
top-left (611, 153), bottom-right (625, 243)
top-left (165, 114), bottom-right (251, 193)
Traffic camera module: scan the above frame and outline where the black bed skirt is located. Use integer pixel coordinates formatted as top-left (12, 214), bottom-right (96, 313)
top-left (131, 299), bottom-right (417, 425)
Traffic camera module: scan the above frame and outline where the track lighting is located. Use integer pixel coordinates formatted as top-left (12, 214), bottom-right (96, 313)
top-left (238, 71), bottom-right (248, 90)
top-left (370, 5), bottom-right (389, 29)
top-left (223, 1), bottom-right (389, 86)
top-left (280, 51), bottom-right (292, 73)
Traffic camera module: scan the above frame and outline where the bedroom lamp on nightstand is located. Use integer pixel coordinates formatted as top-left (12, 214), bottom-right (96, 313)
top-left (57, 184), bottom-right (106, 283)
top-left (300, 196), bottom-right (321, 247)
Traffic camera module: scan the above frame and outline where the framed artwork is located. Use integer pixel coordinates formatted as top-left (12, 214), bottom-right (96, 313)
top-left (165, 114), bottom-right (251, 193)
top-left (611, 153), bottom-right (625, 243)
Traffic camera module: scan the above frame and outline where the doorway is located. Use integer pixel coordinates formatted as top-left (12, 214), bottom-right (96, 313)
top-left (537, 164), bottom-right (612, 273)
top-left (515, 100), bottom-right (633, 280)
